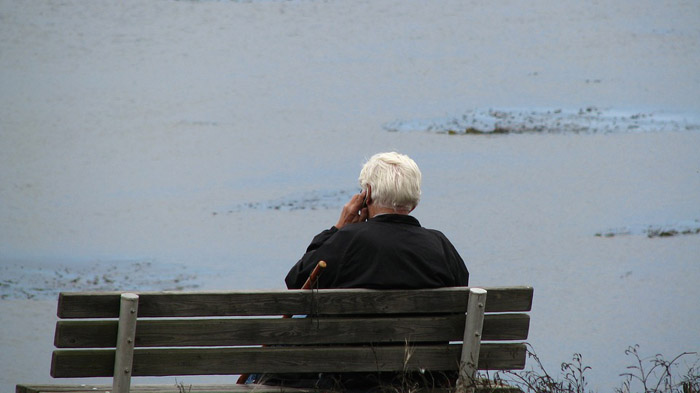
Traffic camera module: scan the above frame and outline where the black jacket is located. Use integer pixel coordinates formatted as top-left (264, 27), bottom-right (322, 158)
top-left (286, 214), bottom-right (468, 289)
top-left (264, 215), bottom-right (468, 390)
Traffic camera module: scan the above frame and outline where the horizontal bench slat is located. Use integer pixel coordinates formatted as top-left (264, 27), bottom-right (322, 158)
top-left (51, 343), bottom-right (526, 378)
top-left (16, 383), bottom-right (521, 393)
top-left (55, 314), bottom-right (529, 348)
top-left (57, 287), bottom-right (533, 318)
top-left (16, 384), bottom-right (320, 393)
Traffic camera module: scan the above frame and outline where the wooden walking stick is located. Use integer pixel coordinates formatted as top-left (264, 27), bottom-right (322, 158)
top-left (282, 260), bottom-right (327, 317)
top-left (236, 260), bottom-right (327, 384)
top-left (300, 260), bottom-right (327, 288)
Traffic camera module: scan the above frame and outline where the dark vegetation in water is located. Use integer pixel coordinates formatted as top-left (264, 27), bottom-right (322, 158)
top-left (595, 220), bottom-right (700, 238)
top-left (213, 188), bottom-right (352, 215)
top-left (449, 127), bottom-right (510, 135)
top-left (384, 107), bottom-right (700, 135)
top-left (0, 261), bottom-right (199, 300)
top-left (644, 228), bottom-right (700, 238)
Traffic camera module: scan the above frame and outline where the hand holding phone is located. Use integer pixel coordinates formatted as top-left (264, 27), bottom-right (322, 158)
top-left (335, 190), bottom-right (369, 229)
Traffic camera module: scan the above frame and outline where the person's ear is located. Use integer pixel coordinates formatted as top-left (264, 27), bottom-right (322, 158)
top-left (365, 185), bottom-right (372, 205)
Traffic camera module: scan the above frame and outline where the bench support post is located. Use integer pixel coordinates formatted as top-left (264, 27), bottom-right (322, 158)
top-left (113, 293), bottom-right (139, 393)
top-left (457, 288), bottom-right (487, 393)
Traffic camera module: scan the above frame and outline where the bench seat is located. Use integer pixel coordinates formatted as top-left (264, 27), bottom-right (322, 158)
top-left (18, 383), bottom-right (522, 393)
top-left (17, 286), bottom-right (533, 393)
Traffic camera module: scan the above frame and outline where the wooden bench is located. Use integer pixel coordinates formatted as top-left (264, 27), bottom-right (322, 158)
top-left (17, 286), bottom-right (533, 393)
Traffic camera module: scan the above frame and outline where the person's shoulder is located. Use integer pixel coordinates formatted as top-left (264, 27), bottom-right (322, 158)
top-left (422, 226), bottom-right (458, 244)
top-left (336, 221), bottom-right (370, 234)
top-left (424, 226), bottom-right (446, 235)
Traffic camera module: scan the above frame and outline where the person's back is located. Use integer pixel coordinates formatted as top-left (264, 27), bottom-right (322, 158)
top-left (286, 213), bottom-right (467, 289)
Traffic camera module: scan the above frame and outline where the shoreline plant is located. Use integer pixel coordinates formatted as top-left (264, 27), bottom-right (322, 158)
top-left (489, 344), bottom-right (699, 393)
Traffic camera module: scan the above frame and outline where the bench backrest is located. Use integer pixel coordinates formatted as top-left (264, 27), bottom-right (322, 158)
top-left (52, 287), bottom-right (533, 388)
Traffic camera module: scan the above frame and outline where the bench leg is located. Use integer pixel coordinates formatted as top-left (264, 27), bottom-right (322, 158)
top-left (457, 288), bottom-right (487, 393)
top-left (113, 293), bottom-right (139, 393)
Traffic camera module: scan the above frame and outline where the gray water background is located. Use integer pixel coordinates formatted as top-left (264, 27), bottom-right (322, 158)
top-left (1, 0), bottom-right (699, 391)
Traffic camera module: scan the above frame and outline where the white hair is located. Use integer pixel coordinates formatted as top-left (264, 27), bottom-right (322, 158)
top-left (358, 152), bottom-right (422, 211)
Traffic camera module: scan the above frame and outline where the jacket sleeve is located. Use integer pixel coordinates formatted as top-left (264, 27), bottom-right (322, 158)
top-left (446, 242), bottom-right (469, 286)
top-left (285, 227), bottom-right (338, 289)
top-left (452, 253), bottom-right (469, 286)
top-left (434, 230), bottom-right (469, 287)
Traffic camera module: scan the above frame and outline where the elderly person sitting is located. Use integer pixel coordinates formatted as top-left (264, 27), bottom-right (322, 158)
top-left (252, 152), bottom-right (469, 390)
top-left (286, 151), bottom-right (469, 290)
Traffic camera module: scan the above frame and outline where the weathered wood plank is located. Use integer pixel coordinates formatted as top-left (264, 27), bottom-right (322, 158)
top-left (55, 314), bottom-right (530, 348)
top-left (16, 384), bottom-right (320, 393)
top-left (458, 287), bottom-right (488, 391)
top-left (112, 293), bottom-right (139, 393)
top-left (16, 383), bottom-right (519, 393)
top-left (51, 343), bottom-right (526, 378)
top-left (57, 287), bottom-right (533, 318)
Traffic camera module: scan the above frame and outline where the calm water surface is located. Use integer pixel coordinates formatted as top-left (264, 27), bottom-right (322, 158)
top-left (1, 1), bottom-right (699, 391)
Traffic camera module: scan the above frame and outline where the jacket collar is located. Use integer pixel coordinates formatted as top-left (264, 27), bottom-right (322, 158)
top-left (370, 214), bottom-right (421, 227)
